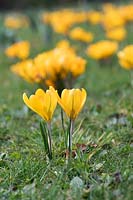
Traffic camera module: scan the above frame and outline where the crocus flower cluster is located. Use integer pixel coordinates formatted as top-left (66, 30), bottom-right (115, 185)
top-left (5, 41), bottom-right (30, 60)
top-left (87, 11), bottom-right (102, 25)
top-left (11, 59), bottom-right (36, 83)
top-left (4, 15), bottom-right (29, 29)
top-left (42, 9), bottom-right (87, 34)
top-left (117, 45), bottom-right (133, 70)
top-left (105, 27), bottom-right (127, 41)
top-left (118, 4), bottom-right (133, 22)
top-left (69, 27), bottom-right (94, 43)
top-left (41, 3), bottom-right (133, 38)
top-left (11, 45), bottom-right (86, 92)
top-left (23, 86), bottom-right (87, 160)
top-left (117, 44), bottom-right (133, 87)
top-left (86, 40), bottom-right (118, 60)
top-left (101, 8), bottom-right (125, 31)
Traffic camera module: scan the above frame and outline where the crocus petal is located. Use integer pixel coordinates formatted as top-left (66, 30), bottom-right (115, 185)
top-left (23, 93), bottom-right (49, 121)
top-left (57, 88), bottom-right (87, 120)
top-left (23, 87), bottom-right (58, 122)
top-left (76, 88), bottom-right (87, 116)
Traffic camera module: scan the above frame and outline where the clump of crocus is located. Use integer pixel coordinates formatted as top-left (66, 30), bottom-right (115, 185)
top-left (101, 7), bottom-right (125, 30)
top-left (117, 4), bottom-right (133, 23)
top-left (101, 3), bottom-right (133, 29)
top-left (69, 27), bottom-right (94, 43)
top-left (105, 27), bottom-right (126, 41)
top-left (86, 40), bottom-right (118, 60)
top-left (34, 47), bottom-right (86, 93)
top-left (11, 46), bottom-right (86, 94)
top-left (117, 45), bottom-right (133, 70)
top-left (5, 41), bottom-right (30, 60)
top-left (4, 15), bottom-right (29, 29)
top-left (11, 59), bottom-right (39, 83)
top-left (117, 45), bottom-right (133, 86)
top-left (87, 11), bottom-right (102, 25)
top-left (23, 87), bottom-right (58, 159)
top-left (23, 86), bottom-right (87, 161)
top-left (41, 9), bottom-right (87, 35)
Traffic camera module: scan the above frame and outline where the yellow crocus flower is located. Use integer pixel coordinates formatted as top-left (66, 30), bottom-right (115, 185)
top-left (117, 45), bottom-right (133, 70)
top-left (4, 15), bottom-right (29, 29)
top-left (88, 11), bottom-right (102, 25)
top-left (56, 88), bottom-right (87, 120)
top-left (86, 40), bottom-right (118, 60)
top-left (11, 59), bottom-right (42, 83)
top-left (23, 87), bottom-right (57, 122)
top-left (5, 41), bottom-right (30, 60)
top-left (106, 27), bottom-right (126, 41)
top-left (101, 10), bottom-right (125, 30)
top-left (69, 27), bottom-right (93, 43)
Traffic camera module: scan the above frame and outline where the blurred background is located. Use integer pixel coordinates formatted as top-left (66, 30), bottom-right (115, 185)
top-left (0, 0), bottom-right (124, 10)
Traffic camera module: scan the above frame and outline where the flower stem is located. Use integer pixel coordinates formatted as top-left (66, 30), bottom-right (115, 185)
top-left (61, 108), bottom-right (68, 149)
top-left (68, 119), bottom-right (74, 160)
top-left (61, 108), bottom-right (65, 133)
top-left (47, 122), bottom-right (52, 160)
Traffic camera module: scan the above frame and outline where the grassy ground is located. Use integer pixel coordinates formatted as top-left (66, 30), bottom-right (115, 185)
top-left (0, 3), bottom-right (133, 200)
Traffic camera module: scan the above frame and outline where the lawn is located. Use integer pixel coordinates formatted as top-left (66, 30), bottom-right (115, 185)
top-left (0, 2), bottom-right (133, 200)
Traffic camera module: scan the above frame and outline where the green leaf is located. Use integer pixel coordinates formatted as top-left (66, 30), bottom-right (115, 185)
top-left (40, 121), bottom-right (49, 155)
